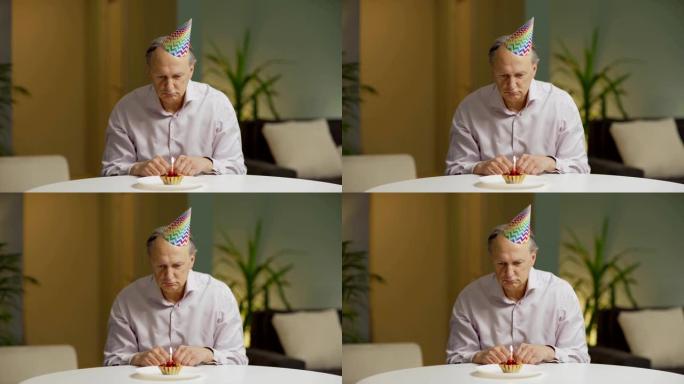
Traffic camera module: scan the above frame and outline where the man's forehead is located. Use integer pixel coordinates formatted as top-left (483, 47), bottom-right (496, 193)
top-left (150, 237), bottom-right (191, 260)
top-left (149, 48), bottom-right (192, 70)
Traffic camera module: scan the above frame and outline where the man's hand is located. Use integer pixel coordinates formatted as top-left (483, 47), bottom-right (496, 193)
top-left (514, 343), bottom-right (555, 364)
top-left (172, 345), bottom-right (214, 366)
top-left (173, 156), bottom-right (213, 176)
top-left (131, 346), bottom-right (171, 366)
top-left (473, 156), bottom-right (513, 175)
top-left (515, 154), bottom-right (556, 175)
top-left (130, 156), bottom-right (170, 176)
top-left (472, 345), bottom-right (510, 364)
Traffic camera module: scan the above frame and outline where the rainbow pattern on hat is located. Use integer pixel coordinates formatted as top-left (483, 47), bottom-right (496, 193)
top-left (503, 205), bottom-right (531, 245)
top-left (162, 208), bottom-right (191, 247)
top-left (162, 19), bottom-right (192, 58)
top-left (504, 17), bottom-right (534, 56)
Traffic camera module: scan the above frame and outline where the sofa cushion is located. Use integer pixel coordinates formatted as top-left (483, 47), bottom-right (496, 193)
top-left (610, 118), bottom-right (684, 178)
top-left (272, 309), bottom-right (342, 370)
top-left (263, 119), bottom-right (342, 179)
top-left (617, 307), bottom-right (684, 368)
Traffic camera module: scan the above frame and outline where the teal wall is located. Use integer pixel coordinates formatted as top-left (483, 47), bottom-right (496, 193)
top-left (532, 194), bottom-right (560, 273)
top-left (189, 194), bottom-right (342, 310)
top-left (178, 0), bottom-right (342, 119)
top-left (544, 0), bottom-right (684, 117)
top-left (536, 194), bottom-right (684, 307)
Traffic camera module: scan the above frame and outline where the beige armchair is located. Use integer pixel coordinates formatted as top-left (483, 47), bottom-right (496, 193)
top-left (342, 154), bottom-right (416, 192)
top-left (0, 155), bottom-right (69, 192)
top-left (342, 342), bottom-right (422, 384)
top-left (0, 345), bottom-right (77, 384)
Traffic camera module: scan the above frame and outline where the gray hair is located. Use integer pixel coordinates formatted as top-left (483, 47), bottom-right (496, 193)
top-left (488, 35), bottom-right (539, 65)
top-left (145, 36), bottom-right (197, 65)
top-left (487, 224), bottom-right (538, 254)
top-left (146, 227), bottom-right (197, 256)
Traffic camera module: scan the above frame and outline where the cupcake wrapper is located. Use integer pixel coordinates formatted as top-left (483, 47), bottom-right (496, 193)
top-left (502, 174), bottom-right (526, 184)
top-left (499, 363), bottom-right (523, 373)
top-left (160, 175), bottom-right (184, 185)
top-left (159, 365), bottom-right (183, 375)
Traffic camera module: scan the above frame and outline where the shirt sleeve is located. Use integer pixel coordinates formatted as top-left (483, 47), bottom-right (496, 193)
top-left (208, 95), bottom-right (247, 175)
top-left (103, 296), bottom-right (138, 366)
top-left (553, 93), bottom-right (590, 174)
top-left (101, 106), bottom-right (137, 176)
top-left (446, 292), bottom-right (481, 364)
top-left (209, 285), bottom-right (248, 365)
top-left (552, 281), bottom-right (590, 363)
top-left (445, 105), bottom-right (481, 175)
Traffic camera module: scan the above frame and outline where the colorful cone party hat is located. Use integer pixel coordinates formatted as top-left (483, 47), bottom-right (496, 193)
top-left (162, 19), bottom-right (192, 58)
top-left (162, 208), bottom-right (191, 247)
top-left (502, 205), bottom-right (531, 245)
top-left (504, 17), bottom-right (534, 56)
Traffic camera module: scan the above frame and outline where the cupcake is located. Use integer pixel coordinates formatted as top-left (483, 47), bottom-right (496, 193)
top-left (160, 171), bottom-right (183, 185)
top-left (158, 360), bottom-right (182, 375)
top-left (499, 358), bottom-right (522, 373)
top-left (502, 170), bottom-right (526, 184)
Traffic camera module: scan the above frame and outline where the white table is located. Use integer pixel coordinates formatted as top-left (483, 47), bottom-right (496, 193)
top-left (358, 363), bottom-right (683, 384)
top-left (27, 175), bottom-right (341, 193)
top-left (20, 365), bottom-right (341, 384)
top-left (366, 174), bottom-right (684, 192)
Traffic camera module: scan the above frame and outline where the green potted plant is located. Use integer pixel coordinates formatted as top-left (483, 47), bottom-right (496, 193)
top-left (342, 240), bottom-right (384, 343)
top-left (0, 63), bottom-right (30, 156)
top-left (560, 218), bottom-right (641, 345)
top-left (554, 29), bottom-right (632, 135)
top-left (342, 55), bottom-right (377, 155)
top-left (213, 220), bottom-right (295, 344)
top-left (0, 242), bottom-right (38, 345)
top-left (205, 31), bottom-right (282, 126)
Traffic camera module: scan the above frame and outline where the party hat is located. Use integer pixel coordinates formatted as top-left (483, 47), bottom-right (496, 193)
top-left (502, 205), bottom-right (531, 245)
top-left (162, 208), bottom-right (191, 247)
top-left (504, 17), bottom-right (534, 56)
top-left (162, 19), bottom-right (192, 58)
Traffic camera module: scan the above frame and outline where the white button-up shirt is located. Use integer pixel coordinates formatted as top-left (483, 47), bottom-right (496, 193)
top-left (101, 80), bottom-right (246, 176)
top-left (104, 270), bottom-right (247, 366)
top-left (445, 80), bottom-right (590, 175)
top-left (446, 268), bottom-right (590, 364)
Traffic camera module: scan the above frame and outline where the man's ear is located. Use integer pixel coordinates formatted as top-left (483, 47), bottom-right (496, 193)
top-left (530, 250), bottom-right (537, 266)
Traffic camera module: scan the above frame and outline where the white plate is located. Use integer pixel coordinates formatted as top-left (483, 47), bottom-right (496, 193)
top-left (472, 364), bottom-right (544, 379)
top-left (475, 175), bottom-right (548, 190)
top-left (133, 176), bottom-right (204, 191)
top-left (131, 366), bottom-right (204, 381)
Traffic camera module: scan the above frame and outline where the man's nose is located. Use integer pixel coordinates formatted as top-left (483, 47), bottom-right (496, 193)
top-left (507, 77), bottom-right (516, 90)
top-left (164, 268), bottom-right (174, 280)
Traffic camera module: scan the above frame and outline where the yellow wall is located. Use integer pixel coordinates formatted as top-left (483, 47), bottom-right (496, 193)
top-left (23, 194), bottom-right (187, 368)
top-left (12, 0), bottom-right (176, 178)
top-left (360, 0), bottom-right (524, 177)
top-left (368, 193), bottom-right (533, 365)
top-left (369, 194), bottom-right (450, 365)
top-left (12, 0), bottom-right (89, 177)
top-left (360, 0), bottom-right (438, 177)
top-left (23, 194), bottom-right (101, 368)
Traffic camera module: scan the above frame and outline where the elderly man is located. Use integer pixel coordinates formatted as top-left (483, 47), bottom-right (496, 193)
top-left (445, 18), bottom-right (589, 175)
top-left (446, 205), bottom-right (589, 364)
top-left (104, 208), bottom-right (247, 366)
top-left (101, 19), bottom-right (246, 176)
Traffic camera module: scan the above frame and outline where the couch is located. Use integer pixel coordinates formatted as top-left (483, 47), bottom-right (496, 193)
top-left (241, 119), bottom-right (342, 184)
top-left (247, 309), bottom-right (342, 376)
top-left (589, 307), bottom-right (684, 374)
top-left (587, 118), bottom-right (684, 183)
